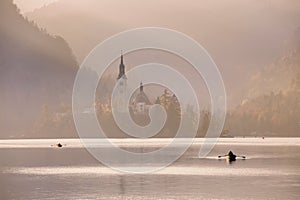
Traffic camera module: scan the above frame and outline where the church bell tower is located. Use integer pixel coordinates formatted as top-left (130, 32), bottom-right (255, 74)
top-left (115, 52), bottom-right (127, 112)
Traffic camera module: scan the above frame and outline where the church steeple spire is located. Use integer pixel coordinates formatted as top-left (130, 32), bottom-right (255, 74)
top-left (117, 51), bottom-right (126, 80)
top-left (140, 82), bottom-right (144, 92)
top-left (120, 51), bottom-right (124, 65)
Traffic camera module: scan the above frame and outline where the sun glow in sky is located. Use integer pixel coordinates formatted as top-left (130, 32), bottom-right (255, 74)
top-left (13, 0), bottom-right (57, 13)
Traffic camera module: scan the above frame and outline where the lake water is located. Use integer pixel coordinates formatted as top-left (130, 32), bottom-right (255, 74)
top-left (0, 138), bottom-right (299, 199)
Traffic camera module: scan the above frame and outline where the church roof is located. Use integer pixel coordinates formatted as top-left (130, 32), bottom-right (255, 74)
top-left (132, 91), bottom-right (152, 105)
top-left (131, 82), bottom-right (152, 105)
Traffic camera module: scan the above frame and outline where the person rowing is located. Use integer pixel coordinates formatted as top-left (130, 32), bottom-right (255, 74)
top-left (218, 151), bottom-right (246, 162)
top-left (50, 143), bottom-right (64, 148)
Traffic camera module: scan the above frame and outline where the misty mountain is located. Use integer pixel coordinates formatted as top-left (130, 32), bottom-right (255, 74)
top-left (243, 28), bottom-right (300, 99)
top-left (0, 0), bottom-right (78, 137)
top-left (227, 31), bottom-right (300, 136)
top-left (24, 0), bottom-right (300, 106)
top-left (228, 77), bottom-right (300, 136)
top-left (1, 0), bottom-right (299, 138)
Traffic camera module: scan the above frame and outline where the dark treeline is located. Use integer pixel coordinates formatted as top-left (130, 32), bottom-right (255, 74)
top-left (31, 72), bottom-right (300, 138)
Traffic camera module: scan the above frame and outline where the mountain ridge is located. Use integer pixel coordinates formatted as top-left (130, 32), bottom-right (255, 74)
top-left (0, 0), bottom-right (78, 137)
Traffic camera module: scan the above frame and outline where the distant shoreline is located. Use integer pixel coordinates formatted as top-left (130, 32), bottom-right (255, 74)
top-left (1, 137), bottom-right (299, 149)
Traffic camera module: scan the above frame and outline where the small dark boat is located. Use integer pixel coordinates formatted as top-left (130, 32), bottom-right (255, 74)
top-left (218, 151), bottom-right (245, 162)
top-left (226, 151), bottom-right (236, 162)
top-left (57, 143), bottom-right (63, 148)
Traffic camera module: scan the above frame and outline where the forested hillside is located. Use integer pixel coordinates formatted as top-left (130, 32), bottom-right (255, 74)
top-left (226, 32), bottom-right (300, 136)
top-left (0, 0), bottom-right (78, 137)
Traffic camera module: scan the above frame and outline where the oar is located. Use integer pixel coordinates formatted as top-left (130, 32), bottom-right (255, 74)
top-left (218, 155), bottom-right (227, 158)
top-left (236, 155), bottom-right (246, 159)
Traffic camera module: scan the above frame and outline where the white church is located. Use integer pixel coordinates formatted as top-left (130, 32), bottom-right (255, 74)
top-left (115, 53), bottom-right (153, 117)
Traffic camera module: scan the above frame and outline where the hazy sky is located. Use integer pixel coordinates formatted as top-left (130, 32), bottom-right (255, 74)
top-left (13, 0), bottom-right (57, 13)
top-left (16, 0), bottom-right (300, 105)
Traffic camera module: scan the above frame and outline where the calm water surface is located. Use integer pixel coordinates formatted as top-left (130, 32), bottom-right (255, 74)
top-left (0, 138), bottom-right (299, 200)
